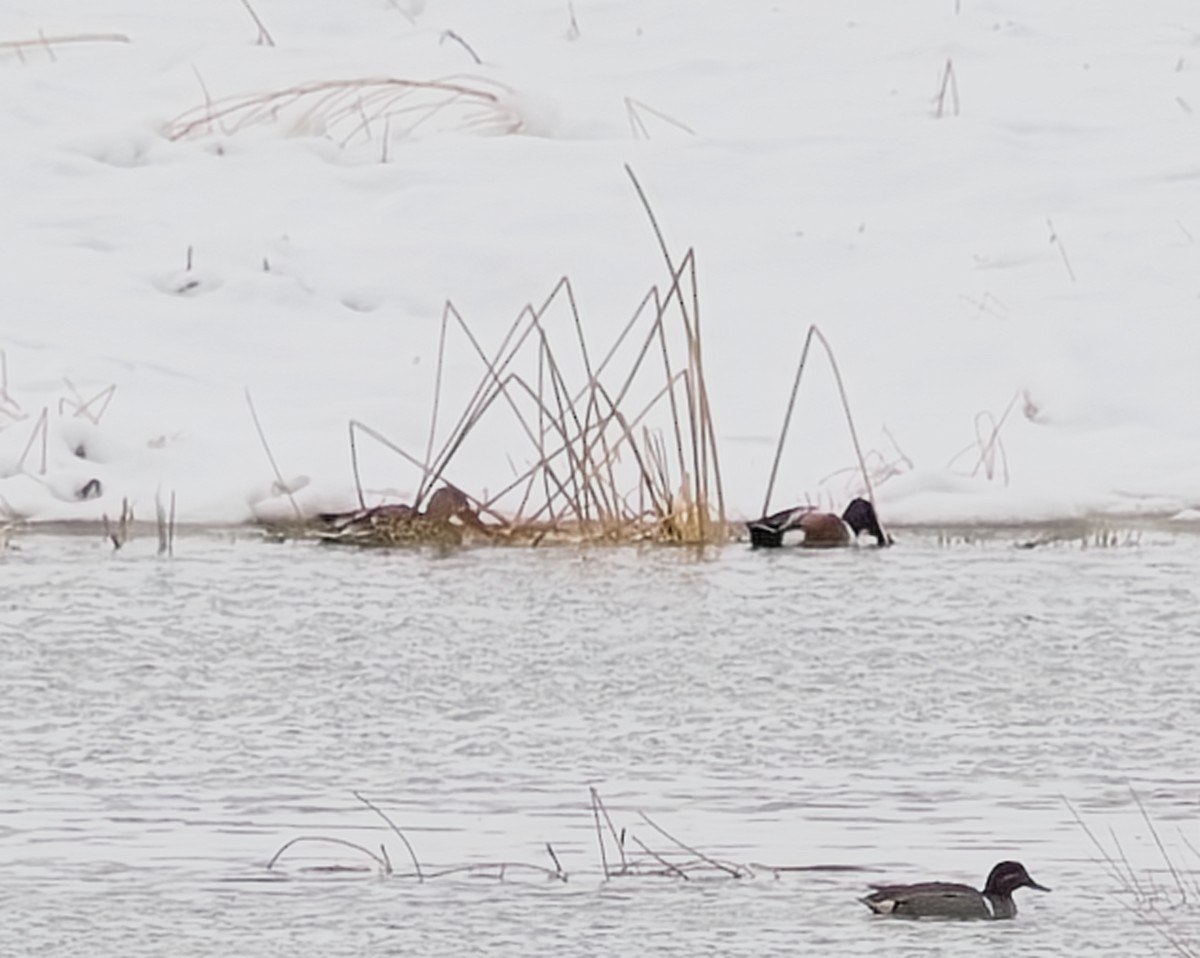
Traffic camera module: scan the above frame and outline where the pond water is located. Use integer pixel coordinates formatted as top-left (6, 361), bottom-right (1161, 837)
top-left (2, 528), bottom-right (1198, 957)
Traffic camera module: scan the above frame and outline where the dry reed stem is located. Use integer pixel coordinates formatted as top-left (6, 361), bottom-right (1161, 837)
top-left (545, 842), bottom-right (565, 879)
top-left (637, 810), bottom-right (746, 879)
top-left (420, 296), bottom-right (609, 523)
top-left (628, 833), bottom-right (689, 879)
top-left (420, 310), bottom-right (450, 502)
top-left (481, 276), bottom-right (680, 531)
top-left (625, 165), bottom-right (726, 531)
top-left (934, 58), bottom-right (960, 117)
top-left (267, 836), bottom-right (389, 872)
top-left (1129, 785), bottom-right (1190, 905)
top-left (331, 179), bottom-right (726, 543)
top-left (422, 861), bottom-right (566, 881)
top-left (155, 489), bottom-right (176, 557)
top-left (237, 0), bottom-right (275, 46)
top-left (0, 32), bottom-right (130, 55)
top-left (352, 790), bottom-right (424, 882)
top-left (487, 370), bottom-right (689, 533)
top-left (103, 498), bottom-right (133, 550)
top-left (946, 390), bottom-right (1020, 482)
top-left (0, 349), bottom-right (21, 423)
top-left (1047, 216), bottom-right (1078, 283)
top-left (418, 299), bottom-right (537, 505)
top-left (624, 98), bottom-right (695, 140)
top-left (760, 324), bottom-right (881, 537)
top-left (245, 389), bottom-right (302, 520)
top-left (60, 380), bottom-right (116, 424)
top-left (17, 407), bottom-right (48, 475)
top-left (589, 787), bottom-right (629, 876)
top-left (590, 788), bottom-right (611, 879)
top-left (440, 30), bottom-right (482, 65)
top-left (1065, 795), bottom-right (1199, 957)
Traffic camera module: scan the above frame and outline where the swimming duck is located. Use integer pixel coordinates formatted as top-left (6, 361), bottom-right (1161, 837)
top-left (746, 497), bottom-right (889, 549)
top-left (860, 861), bottom-right (1050, 920)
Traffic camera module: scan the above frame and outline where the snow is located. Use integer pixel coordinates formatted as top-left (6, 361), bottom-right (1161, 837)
top-left (3, 0), bottom-right (1200, 527)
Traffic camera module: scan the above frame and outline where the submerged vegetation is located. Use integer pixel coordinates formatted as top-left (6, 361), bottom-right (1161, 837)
top-left (1067, 793), bottom-right (1200, 958)
top-left (267, 788), bottom-right (835, 883)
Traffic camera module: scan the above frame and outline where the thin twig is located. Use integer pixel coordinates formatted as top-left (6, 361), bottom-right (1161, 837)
top-left (760, 325), bottom-right (882, 539)
top-left (238, 0), bottom-right (276, 46)
top-left (1129, 783), bottom-right (1189, 904)
top-left (637, 810), bottom-right (744, 878)
top-left (589, 787), bottom-right (613, 879)
top-left (0, 32), bottom-right (130, 52)
top-left (440, 30), bottom-right (482, 64)
top-left (245, 389), bottom-right (302, 520)
top-left (1047, 216), bottom-right (1077, 283)
top-left (267, 836), bottom-right (389, 872)
top-left (628, 833), bottom-right (689, 879)
top-left (545, 842), bottom-right (566, 879)
top-left (352, 791), bottom-right (424, 882)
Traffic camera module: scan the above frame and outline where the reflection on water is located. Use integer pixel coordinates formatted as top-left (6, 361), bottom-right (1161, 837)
top-left (1, 531), bottom-right (1198, 956)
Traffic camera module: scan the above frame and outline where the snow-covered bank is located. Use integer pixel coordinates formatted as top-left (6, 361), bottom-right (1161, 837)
top-left (3, 1), bottom-right (1199, 526)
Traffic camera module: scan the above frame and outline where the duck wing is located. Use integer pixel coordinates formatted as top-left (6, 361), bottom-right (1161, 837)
top-left (861, 881), bottom-right (991, 918)
top-left (746, 506), bottom-right (816, 548)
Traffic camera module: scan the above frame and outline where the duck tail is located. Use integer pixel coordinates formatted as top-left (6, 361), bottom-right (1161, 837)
top-left (747, 523), bottom-right (785, 548)
top-left (746, 506), bottom-right (812, 548)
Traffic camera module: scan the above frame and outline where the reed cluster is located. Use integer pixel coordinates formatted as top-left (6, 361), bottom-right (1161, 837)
top-left (326, 166), bottom-right (729, 547)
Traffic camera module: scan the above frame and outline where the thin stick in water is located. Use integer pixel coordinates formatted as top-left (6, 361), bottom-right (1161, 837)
top-left (352, 791), bottom-right (424, 882)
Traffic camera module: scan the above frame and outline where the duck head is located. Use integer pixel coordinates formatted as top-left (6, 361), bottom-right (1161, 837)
top-left (841, 498), bottom-right (889, 546)
top-left (985, 861), bottom-right (1050, 896)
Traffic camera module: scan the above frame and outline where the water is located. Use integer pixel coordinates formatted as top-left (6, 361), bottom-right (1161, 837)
top-left (2, 529), bottom-right (1198, 956)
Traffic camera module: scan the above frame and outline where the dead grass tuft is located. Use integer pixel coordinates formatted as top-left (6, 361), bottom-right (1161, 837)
top-left (166, 75), bottom-right (523, 146)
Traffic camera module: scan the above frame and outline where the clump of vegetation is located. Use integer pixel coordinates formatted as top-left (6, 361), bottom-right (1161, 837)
top-left (301, 166), bottom-right (729, 548)
top-left (1067, 791), bottom-right (1200, 957)
top-left (267, 788), bottom-right (765, 883)
top-left (166, 75), bottom-right (524, 148)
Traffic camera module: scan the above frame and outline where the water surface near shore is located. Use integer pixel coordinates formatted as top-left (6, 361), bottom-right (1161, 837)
top-left (2, 531), bottom-right (1197, 956)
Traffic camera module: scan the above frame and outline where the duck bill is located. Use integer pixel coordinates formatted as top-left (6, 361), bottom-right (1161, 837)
top-left (1028, 879), bottom-right (1051, 892)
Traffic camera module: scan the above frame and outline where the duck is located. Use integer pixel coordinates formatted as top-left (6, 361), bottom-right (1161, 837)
top-left (860, 860), bottom-right (1050, 920)
top-left (317, 484), bottom-right (490, 547)
top-left (746, 497), bottom-right (889, 549)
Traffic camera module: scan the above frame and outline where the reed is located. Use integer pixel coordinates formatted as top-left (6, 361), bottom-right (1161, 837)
top-left (16, 406), bottom-right (49, 475)
top-left (1065, 791), bottom-right (1199, 957)
top-left (327, 201), bottom-right (730, 546)
top-left (759, 323), bottom-right (884, 536)
top-left (624, 97), bottom-right (695, 140)
top-left (236, 0), bottom-right (275, 47)
top-left (155, 489), bottom-right (177, 557)
top-left (946, 389), bottom-right (1022, 483)
top-left (934, 58), bottom-right (960, 118)
top-left (268, 792), bottom-right (567, 883)
top-left (0, 32), bottom-right (129, 63)
top-left (103, 497), bottom-right (133, 550)
top-left (586, 788), bottom-right (751, 880)
top-left (245, 390), bottom-right (303, 521)
top-left (268, 789), bottom-right (752, 884)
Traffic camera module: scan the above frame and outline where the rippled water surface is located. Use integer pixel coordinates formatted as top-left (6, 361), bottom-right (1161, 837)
top-left (2, 530), bottom-right (1198, 956)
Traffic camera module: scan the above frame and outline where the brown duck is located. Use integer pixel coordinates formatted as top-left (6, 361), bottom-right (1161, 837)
top-left (746, 497), bottom-right (890, 549)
